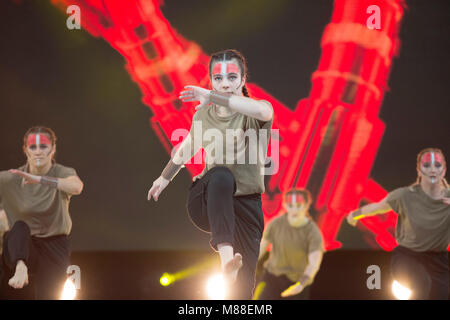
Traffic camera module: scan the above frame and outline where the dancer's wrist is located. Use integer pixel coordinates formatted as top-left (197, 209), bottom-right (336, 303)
top-left (351, 208), bottom-right (363, 220)
top-left (40, 176), bottom-right (58, 188)
top-left (298, 274), bottom-right (310, 286)
top-left (210, 91), bottom-right (232, 107)
top-left (161, 159), bottom-right (182, 181)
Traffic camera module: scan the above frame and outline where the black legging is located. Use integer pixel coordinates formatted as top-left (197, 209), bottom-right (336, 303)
top-left (186, 166), bottom-right (265, 299)
top-left (391, 246), bottom-right (449, 300)
top-left (1, 221), bottom-right (70, 299)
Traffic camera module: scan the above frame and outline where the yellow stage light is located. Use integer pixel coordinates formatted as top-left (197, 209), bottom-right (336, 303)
top-left (206, 274), bottom-right (226, 300)
top-left (392, 280), bottom-right (412, 300)
top-left (61, 278), bottom-right (77, 300)
top-left (160, 273), bottom-right (173, 286)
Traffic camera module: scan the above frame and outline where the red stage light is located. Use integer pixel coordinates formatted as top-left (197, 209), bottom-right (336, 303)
top-left (51, 0), bottom-right (416, 251)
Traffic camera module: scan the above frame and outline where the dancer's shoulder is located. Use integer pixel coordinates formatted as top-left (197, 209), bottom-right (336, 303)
top-left (52, 163), bottom-right (78, 177)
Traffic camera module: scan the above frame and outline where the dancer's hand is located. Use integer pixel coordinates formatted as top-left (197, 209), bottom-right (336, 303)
top-left (443, 197), bottom-right (450, 205)
top-left (9, 169), bottom-right (40, 185)
top-left (179, 86), bottom-right (211, 111)
top-left (281, 282), bottom-right (304, 298)
top-left (148, 176), bottom-right (170, 202)
top-left (346, 211), bottom-right (358, 227)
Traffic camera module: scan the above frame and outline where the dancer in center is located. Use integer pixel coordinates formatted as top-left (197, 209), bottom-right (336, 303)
top-left (148, 49), bottom-right (273, 299)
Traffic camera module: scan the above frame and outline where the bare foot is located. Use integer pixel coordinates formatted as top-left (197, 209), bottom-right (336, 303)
top-left (223, 253), bottom-right (243, 283)
top-left (8, 260), bottom-right (29, 289)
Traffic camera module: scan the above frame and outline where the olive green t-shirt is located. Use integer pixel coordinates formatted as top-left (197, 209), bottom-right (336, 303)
top-left (263, 214), bottom-right (324, 284)
top-left (0, 163), bottom-right (78, 237)
top-left (386, 185), bottom-right (450, 252)
top-left (189, 103), bottom-right (273, 196)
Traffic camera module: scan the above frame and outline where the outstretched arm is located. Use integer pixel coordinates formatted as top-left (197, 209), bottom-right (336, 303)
top-left (8, 170), bottom-right (83, 195)
top-left (0, 209), bottom-right (9, 233)
top-left (258, 238), bottom-right (270, 261)
top-left (346, 195), bottom-right (393, 227)
top-left (148, 131), bottom-right (200, 202)
top-left (226, 95), bottom-right (273, 122)
top-left (281, 250), bottom-right (323, 297)
top-left (180, 86), bottom-right (273, 122)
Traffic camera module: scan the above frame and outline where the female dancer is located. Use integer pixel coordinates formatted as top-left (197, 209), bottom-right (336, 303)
top-left (257, 188), bottom-right (324, 300)
top-left (0, 126), bottom-right (83, 299)
top-left (148, 49), bottom-right (273, 299)
top-left (346, 148), bottom-right (449, 299)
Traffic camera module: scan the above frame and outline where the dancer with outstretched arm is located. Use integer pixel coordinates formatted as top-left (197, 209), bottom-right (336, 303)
top-left (0, 126), bottom-right (83, 299)
top-left (346, 148), bottom-right (449, 299)
top-left (148, 49), bottom-right (273, 299)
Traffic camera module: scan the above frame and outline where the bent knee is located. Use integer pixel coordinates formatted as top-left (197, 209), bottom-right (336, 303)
top-left (208, 167), bottom-right (236, 192)
top-left (10, 221), bottom-right (30, 234)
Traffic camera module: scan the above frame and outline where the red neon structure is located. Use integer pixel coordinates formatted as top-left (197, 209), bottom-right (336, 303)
top-left (51, 0), bottom-right (411, 251)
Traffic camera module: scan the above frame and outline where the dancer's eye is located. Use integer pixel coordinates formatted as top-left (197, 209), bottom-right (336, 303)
top-left (213, 76), bottom-right (222, 81)
top-left (435, 162), bottom-right (442, 168)
top-left (423, 163), bottom-right (430, 168)
top-left (29, 145), bottom-right (37, 150)
top-left (39, 145), bottom-right (48, 150)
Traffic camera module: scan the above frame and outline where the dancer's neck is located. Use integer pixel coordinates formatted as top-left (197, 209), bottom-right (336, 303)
top-left (214, 105), bottom-right (235, 118)
top-left (421, 181), bottom-right (444, 200)
top-left (28, 162), bottom-right (52, 176)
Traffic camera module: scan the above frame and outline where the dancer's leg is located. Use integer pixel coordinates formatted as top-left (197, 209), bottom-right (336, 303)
top-left (187, 167), bottom-right (242, 282)
top-left (228, 194), bottom-right (264, 299)
top-left (2, 221), bottom-right (34, 289)
top-left (391, 246), bottom-right (431, 299)
top-left (33, 235), bottom-right (71, 300)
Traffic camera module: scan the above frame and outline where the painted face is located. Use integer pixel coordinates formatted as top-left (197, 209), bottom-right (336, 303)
top-left (284, 193), bottom-right (309, 225)
top-left (25, 134), bottom-right (53, 167)
top-left (419, 151), bottom-right (446, 184)
top-left (211, 60), bottom-right (243, 95)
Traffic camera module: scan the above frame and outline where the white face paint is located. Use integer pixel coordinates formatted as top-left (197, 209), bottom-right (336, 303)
top-left (26, 133), bottom-right (53, 169)
top-left (419, 151), bottom-right (446, 185)
top-left (431, 153), bottom-right (436, 183)
top-left (211, 59), bottom-right (244, 96)
top-left (284, 193), bottom-right (309, 227)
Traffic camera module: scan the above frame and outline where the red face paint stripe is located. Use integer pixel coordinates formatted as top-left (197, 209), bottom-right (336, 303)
top-left (27, 134), bottom-right (51, 147)
top-left (212, 63), bottom-right (222, 76)
top-left (212, 62), bottom-right (240, 76)
top-left (421, 152), bottom-right (445, 166)
top-left (226, 63), bottom-right (240, 74)
top-left (286, 194), bottom-right (306, 206)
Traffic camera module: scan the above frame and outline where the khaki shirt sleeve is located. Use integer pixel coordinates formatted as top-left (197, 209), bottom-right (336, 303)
top-left (386, 187), bottom-right (406, 216)
top-left (263, 218), bottom-right (275, 242)
top-left (56, 165), bottom-right (78, 179)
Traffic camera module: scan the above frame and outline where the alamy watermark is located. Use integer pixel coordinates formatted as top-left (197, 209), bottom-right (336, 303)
top-left (366, 265), bottom-right (381, 290)
top-left (67, 264), bottom-right (81, 289)
top-left (66, 5), bottom-right (81, 30)
top-left (366, 5), bottom-right (381, 30)
top-left (170, 121), bottom-right (279, 175)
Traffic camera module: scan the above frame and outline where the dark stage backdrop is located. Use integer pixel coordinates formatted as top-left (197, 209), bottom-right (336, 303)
top-left (0, 0), bottom-right (449, 251)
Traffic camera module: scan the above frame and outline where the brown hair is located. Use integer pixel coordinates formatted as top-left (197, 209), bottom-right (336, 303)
top-left (209, 49), bottom-right (250, 97)
top-left (23, 126), bottom-right (57, 163)
top-left (410, 147), bottom-right (448, 190)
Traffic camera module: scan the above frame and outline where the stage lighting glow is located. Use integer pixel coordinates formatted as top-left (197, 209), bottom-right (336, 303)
top-left (392, 280), bottom-right (412, 300)
top-left (61, 278), bottom-right (77, 300)
top-left (160, 273), bottom-right (173, 286)
top-left (206, 274), bottom-right (226, 300)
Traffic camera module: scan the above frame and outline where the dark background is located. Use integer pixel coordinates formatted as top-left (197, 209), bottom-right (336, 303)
top-left (0, 0), bottom-right (449, 252)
